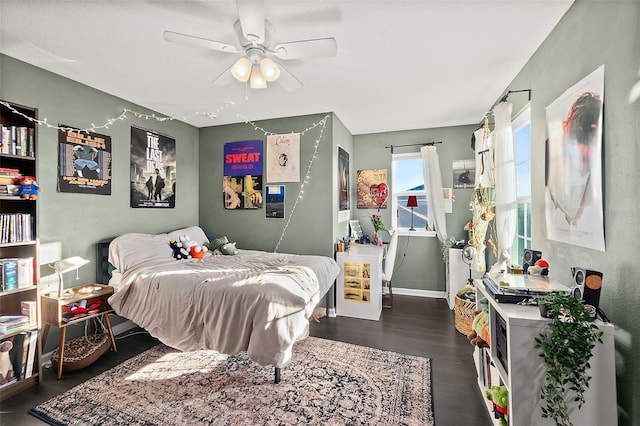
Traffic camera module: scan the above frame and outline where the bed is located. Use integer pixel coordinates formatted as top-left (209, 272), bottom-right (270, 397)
top-left (106, 226), bottom-right (339, 382)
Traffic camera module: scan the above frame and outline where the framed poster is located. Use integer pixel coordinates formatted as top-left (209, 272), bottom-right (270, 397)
top-left (266, 185), bottom-right (285, 219)
top-left (453, 159), bottom-right (475, 189)
top-left (545, 65), bottom-right (605, 251)
top-left (338, 146), bottom-right (350, 221)
top-left (357, 169), bottom-right (388, 209)
top-left (223, 140), bottom-right (263, 209)
top-left (57, 126), bottom-right (111, 195)
top-left (130, 126), bottom-right (176, 208)
top-left (266, 133), bottom-right (300, 183)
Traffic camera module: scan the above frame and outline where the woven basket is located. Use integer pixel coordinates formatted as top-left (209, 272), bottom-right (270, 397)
top-left (454, 294), bottom-right (476, 336)
top-left (52, 333), bottom-right (111, 372)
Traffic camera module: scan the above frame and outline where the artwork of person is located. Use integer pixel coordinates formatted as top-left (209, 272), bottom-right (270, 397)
top-left (72, 145), bottom-right (100, 178)
top-left (153, 168), bottom-right (165, 201)
top-left (546, 92), bottom-right (602, 225)
top-left (146, 176), bottom-right (154, 200)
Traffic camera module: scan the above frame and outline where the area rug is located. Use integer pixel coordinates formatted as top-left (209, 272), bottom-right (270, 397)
top-left (30, 337), bottom-right (433, 425)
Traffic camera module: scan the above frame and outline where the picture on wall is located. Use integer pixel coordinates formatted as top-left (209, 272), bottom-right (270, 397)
top-left (453, 159), bottom-right (475, 189)
top-left (545, 65), bottom-right (605, 251)
top-left (223, 140), bottom-right (263, 209)
top-left (338, 146), bottom-right (350, 213)
top-left (130, 126), bottom-right (176, 208)
top-left (266, 185), bottom-right (285, 219)
top-left (357, 169), bottom-right (388, 209)
top-left (266, 133), bottom-right (300, 183)
top-left (57, 126), bottom-right (111, 195)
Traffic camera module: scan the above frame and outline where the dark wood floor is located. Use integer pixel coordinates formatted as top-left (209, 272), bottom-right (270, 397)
top-left (1, 295), bottom-right (491, 426)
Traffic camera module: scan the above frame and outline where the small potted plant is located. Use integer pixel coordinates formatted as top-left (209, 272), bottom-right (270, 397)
top-left (525, 292), bottom-right (604, 426)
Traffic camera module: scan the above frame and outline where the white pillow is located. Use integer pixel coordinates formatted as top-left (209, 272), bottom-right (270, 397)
top-left (108, 232), bottom-right (171, 273)
top-left (167, 226), bottom-right (210, 246)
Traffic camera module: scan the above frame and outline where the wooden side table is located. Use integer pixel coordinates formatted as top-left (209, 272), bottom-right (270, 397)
top-left (41, 283), bottom-right (118, 379)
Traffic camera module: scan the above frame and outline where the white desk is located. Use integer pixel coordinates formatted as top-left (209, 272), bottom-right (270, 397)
top-left (335, 244), bottom-right (384, 321)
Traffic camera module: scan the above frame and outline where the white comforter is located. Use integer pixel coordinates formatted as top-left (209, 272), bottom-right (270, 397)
top-left (108, 250), bottom-right (339, 367)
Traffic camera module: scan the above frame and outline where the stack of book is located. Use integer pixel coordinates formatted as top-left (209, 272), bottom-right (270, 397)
top-left (0, 257), bottom-right (34, 291)
top-left (0, 214), bottom-right (33, 243)
top-left (0, 125), bottom-right (35, 157)
top-left (0, 167), bottom-right (21, 196)
top-left (0, 315), bottom-right (30, 334)
top-left (0, 329), bottom-right (38, 388)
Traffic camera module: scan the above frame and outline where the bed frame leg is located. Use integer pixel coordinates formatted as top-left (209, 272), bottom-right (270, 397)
top-left (274, 367), bottom-right (281, 384)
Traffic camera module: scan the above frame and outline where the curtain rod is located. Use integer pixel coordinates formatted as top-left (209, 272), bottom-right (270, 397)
top-left (385, 141), bottom-right (442, 154)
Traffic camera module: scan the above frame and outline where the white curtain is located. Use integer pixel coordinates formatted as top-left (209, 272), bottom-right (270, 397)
top-left (421, 145), bottom-right (447, 242)
top-left (490, 102), bottom-right (517, 273)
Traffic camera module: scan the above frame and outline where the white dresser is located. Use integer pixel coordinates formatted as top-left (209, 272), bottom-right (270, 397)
top-left (335, 244), bottom-right (384, 321)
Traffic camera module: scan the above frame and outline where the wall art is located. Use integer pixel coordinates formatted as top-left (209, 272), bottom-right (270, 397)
top-left (223, 140), bottom-right (263, 209)
top-left (266, 133), bottom-right (300, 183)
top-left (357, 169), bottom-right (388, 209)
top-left (57, 126), bottom-right (111, 195)
top-left (130, 126), bottom-right (176, 208)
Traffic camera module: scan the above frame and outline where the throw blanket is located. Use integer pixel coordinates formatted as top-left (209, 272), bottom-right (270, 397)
top-left (109, 250), bottom-right (339, 368)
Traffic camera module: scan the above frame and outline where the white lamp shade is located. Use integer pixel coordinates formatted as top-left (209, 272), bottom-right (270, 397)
top-left (231, 57), bottom-right (251, 82)
top-left (260, 58), bottom-right (280, 82)
top-left (249, 64), bottom-right (267, 89)
top-left (54, 256), bottom-right (90, 273)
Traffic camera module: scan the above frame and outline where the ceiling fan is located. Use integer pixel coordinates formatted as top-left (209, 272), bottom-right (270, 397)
top-left (163, 0), bottom-right (338, 91)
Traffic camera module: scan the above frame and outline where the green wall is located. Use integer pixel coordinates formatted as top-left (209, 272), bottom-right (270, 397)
top-left (501, 1), bottom-right (640, 424)
top-left (352, 125), bottom-right (476, 291)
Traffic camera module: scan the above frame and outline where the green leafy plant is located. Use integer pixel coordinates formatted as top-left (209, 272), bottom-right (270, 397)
top-left (529, 292), bottom-right (603, 426)
top-left (440, 236), bottom-right (458, 263)
top-left (370, 214), bottom-right (385, 232)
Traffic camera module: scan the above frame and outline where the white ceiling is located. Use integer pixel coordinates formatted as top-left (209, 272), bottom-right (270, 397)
top-left (0, 1), bottom-right (573, 135)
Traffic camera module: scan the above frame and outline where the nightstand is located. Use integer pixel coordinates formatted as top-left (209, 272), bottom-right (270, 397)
top-left (41, 283), bottom-right (118, 379)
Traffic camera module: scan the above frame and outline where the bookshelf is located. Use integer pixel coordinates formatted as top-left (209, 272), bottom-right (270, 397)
top-left (0, 100), bottom-right (41, 401)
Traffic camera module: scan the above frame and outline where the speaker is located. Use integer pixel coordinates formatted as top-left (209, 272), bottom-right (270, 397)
top-left (571, 267), bottom-right (603, 312)
top-left (522, 249), bottom-right (542, 273)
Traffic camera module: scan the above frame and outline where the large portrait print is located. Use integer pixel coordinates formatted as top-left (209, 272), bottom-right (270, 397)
top-left (130, 126), bottom-right (176, 208)
top-left (545, 65), bottom-right (605, 251)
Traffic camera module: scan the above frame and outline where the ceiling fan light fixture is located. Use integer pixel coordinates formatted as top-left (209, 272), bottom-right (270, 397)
top-left (260, 58), bottom-right (280, 82)
top-left (231, 57), bottom-right (251, 82)
top-left (249, 64), bottom-right (267, 89)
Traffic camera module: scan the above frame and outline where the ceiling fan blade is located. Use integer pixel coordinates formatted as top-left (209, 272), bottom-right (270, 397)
top-left (211, 64), bottom-right (237, 86)
top-left (276, 63), bottom-right (303, 92)
top-left (272, 38), bottom-right (337, 60)
top-left (163, 30), bottom-right (239, 53)
top-left (236, 0), bottom-right (265, 44)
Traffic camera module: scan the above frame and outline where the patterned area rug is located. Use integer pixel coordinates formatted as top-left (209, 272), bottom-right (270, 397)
top-left (30, 337), bottom-right (433, 425)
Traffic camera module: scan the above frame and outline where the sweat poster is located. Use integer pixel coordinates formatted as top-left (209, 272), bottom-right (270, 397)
top-left (57, 126), bottom-right (111, 195)
top-left (223, 140), bottom-right (263, 209)
top-left (130, 126), bottom-right (176, 208)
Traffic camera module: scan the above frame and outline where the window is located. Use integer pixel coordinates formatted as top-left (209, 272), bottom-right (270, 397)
top-left (391, 153), bottom-right (435, 236)
top-left (512, 107), bottom-right (532, 263)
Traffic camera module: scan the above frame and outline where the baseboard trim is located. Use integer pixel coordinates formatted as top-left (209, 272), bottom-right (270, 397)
top-left (393, 288), bottom-right (446, 299)
top-left (41, 319), bottom-right (137, 367)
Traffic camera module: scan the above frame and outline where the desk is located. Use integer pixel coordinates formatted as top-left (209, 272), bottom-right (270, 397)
top-left (335, 244), bottom-right (384, 321)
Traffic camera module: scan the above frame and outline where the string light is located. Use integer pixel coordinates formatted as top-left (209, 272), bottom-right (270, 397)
top-left (0, 100), bottom-right (234, 133)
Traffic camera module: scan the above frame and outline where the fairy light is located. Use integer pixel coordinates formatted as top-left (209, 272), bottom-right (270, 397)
top-left (0, 100), bottom-right (234, 133)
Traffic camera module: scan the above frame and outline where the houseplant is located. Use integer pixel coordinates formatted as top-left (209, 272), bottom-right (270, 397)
top-left (526, 292), bottom-right (603, 426)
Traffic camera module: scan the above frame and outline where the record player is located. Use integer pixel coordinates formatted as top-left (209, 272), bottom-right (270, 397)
top-left (482, 272), bottom-right (571, 303)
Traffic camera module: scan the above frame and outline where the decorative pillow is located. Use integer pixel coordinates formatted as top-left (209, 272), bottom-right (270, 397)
top-left (108, 232), bottom-right (171, 273)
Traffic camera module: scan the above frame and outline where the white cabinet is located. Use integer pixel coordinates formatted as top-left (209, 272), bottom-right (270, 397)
top-left (335, 244), bottom-right (384, 321)
top-left (474, 279), bottom-right (616, 426)
top-left (447, 248), bottom-right (468, 309)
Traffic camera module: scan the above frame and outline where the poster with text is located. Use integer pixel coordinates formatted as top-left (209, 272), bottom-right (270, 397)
top-left (266, 185), bottom-right (285, 219)
top-left (545, 65), bottom-right (605, 251)
top-left (130, 126), bottom-right (176, 208)
top-left (357, 169), bottom-right (388, 209)
top-left (223, 140), bottom-right (263, 209)
top-left (266, 133), bottom-right (300, 182)
top-left (57, 126), bottom-right (111, 195)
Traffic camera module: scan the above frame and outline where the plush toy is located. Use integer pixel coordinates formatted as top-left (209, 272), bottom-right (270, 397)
top-left (207, 236), bottom-right (239, 256)
top-left (0, 340), bottom-right (14, 385)
top-left (169, 239), bottom-right (191, 260)
top-left (467, 310), bottom-right (489, 348)
top-left (18, 176), bottom-right (39, 200)
top-left (170, 235), bottom-right (209, 260)
top-left (485, 385), bottom-right (508, 425)
top-left (528, 259), bottom-right (549, 276)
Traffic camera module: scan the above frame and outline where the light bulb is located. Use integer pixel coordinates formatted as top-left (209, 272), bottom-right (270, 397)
top-left (231, 57), bottom-right (252, 82)
top-left (249, 65), bottom-right (267, 89)
top-left (260, 58), bottom-right (280, 82)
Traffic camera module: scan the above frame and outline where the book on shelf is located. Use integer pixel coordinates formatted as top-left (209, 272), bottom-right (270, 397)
top-left (0, 259), bottom-right (18, 291)
top-left (0, 330), bottom-right (37, 384)
top-left (0, 125), bottom-right (34, 157)
top-left (20, 301), bottom-right (37, 326)
top-left (0, 213), bottom-right (33, 243)
top-left (0, 315), bottom-right (30, 334)
top-left (16, 257), bottom-right (34, 288)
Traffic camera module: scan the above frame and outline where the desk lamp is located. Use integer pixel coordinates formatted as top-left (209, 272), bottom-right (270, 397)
top-left (51, 256), bottom-right (90, 298)
top-left (406, 195), bottom-right (418, 231)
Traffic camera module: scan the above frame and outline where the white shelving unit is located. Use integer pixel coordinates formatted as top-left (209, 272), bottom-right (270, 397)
top-left (474, 278), bottom-right (616, 426)
top-left (446, 248), bottom-right (468, 309)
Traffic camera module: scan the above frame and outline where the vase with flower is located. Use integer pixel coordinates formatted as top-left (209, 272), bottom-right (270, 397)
top-left (371, 214), bottom-right (385, 247)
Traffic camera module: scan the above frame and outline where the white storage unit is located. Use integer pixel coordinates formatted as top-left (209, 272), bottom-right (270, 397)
top-left (446, 248), bottom-right (469, 309)
top-left (335, 244), bottom-right (384, 321)
top-left (474, 279), bottom-right (616, 426)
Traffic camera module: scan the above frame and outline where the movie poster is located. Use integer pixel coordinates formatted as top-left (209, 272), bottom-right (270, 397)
top-left (357, 169), bottom-right (388, 209)
top-left (545, 66), bottom-right (605, 251)
top-left (57, 126), bottom-right (111, 195)
top-left (223, 140), bottom-right (263, 209)
top-left (266, 185), bottom-right (285, 219)
top-left (266, 133), bottom-right (300, 183)
top-left (130, 126), bottom-right (176, 208)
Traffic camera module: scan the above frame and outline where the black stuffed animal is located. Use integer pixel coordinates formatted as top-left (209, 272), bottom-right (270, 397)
top-left (169, 239), bottom-right (191, 260)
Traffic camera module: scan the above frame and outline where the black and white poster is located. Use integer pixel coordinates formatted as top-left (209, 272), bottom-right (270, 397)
top-left (130, 126), bottom-right (176, 208)
top-left (57, 126), bottom-right (111, 195)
